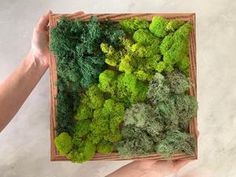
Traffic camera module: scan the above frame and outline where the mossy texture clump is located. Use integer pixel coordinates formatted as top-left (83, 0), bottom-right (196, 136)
top-left (118, 71), bottom-right (197, 158)
top-left (50, 15), bottom-right (197, 163)
top-left (50, 17), bottom-right (124, 134)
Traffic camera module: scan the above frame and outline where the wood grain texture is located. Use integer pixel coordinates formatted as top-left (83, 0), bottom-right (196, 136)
top-left (49, 12), bottom-right (197, 161)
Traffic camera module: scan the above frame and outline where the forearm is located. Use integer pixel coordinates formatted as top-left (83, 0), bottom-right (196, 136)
top-left (0, 51), bottom-right (48, 132)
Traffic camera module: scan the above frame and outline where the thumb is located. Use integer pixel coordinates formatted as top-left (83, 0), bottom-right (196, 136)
top-left (173, 159), bottom-right (192, 172)
top-left (36, 11), bottom-right (50, 31)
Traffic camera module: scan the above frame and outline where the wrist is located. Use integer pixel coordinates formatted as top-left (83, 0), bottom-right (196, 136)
top-left (28, 50), bottom-right (49, 69)
top-left (23, 51), bottom-right (49, 75)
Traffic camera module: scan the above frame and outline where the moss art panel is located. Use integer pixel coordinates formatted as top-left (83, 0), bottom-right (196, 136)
top-left (50, 16), bottom-right (198, 163)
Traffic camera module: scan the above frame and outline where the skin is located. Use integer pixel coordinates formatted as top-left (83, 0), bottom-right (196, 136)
top-left (106, 159), bottom-right (191, 177)
top-left (0, 11), bottom-right (51, 132)
top-left (0, 11), bottom-right (198, 177)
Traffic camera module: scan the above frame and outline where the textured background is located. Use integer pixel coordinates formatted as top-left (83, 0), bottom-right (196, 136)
top-left (0, 0), bottom-right (236, 177)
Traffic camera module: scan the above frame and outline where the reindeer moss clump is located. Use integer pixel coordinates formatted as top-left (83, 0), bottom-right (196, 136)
top-left (118, 71), bottom-right (197, 158)
top-left (50, 15), bottom-right (197, 163)
top-left (97, 70), bottom-right (148, 107)
top-left (66, 97), bottom-right (125, 163)
top-left (50, 16), bottom-right (124, 134)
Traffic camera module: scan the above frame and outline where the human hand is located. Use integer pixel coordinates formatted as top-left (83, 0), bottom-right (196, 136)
top-left (30, 11), bottom-right (51, 67)
top-left (107, 159), bottom-right (191, 177)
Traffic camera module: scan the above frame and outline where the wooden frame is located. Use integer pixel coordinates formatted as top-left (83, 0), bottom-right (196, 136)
top-left (49, 12), bottom-right (197, 161)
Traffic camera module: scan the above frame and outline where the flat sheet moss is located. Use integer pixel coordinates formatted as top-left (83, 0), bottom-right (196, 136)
top-left (50, 16), bottom-right (197, 163)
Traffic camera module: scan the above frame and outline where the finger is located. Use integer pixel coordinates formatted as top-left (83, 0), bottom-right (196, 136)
top-left (196, 129), bottom-right (200, 137)
top-left (45, 31), bottom-right (49, 41)
top-left (173, 159), bottom-right (192, 172)
top-left (130, 159), bottom-right (157, 168)
top-left (36, 11), bottom-right (50, 31)
top-left (154, 159), bottom-right (172, 166)
top-left (73, 11), bottom-right (85, 16)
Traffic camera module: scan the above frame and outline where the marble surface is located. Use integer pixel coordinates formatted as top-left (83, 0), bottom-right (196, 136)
top-left (0, 0), bottom-right (236, 177)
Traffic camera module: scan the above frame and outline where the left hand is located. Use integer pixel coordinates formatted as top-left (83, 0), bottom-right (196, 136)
top-left (107, 159), bottom-right (191, 177)
top-left (31, 11), bottom-right (51, 67)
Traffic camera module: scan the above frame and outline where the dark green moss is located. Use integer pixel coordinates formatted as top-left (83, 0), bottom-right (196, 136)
top-left (50, 16), bottom-right (125, 135)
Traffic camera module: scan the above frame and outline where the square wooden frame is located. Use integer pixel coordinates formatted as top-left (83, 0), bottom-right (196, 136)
top-left (49, 12), bottom-right (197, 161)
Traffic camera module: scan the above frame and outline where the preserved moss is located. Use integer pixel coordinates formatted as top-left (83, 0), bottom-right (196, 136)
top-left (51, 15), bottom-right (197, 163)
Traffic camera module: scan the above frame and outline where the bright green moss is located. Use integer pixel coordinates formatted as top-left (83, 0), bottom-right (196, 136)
top-left (74, 120), bottom-right (91, 138)
top-left (82, 141), bottom-right (96, 160)
top-left (98, 70), bottom-right (118, 95)
top-left (119, 54), bottom-right (134, 73)
top-left (74, 103), bottom-right (93, 121)
top-left (149, 16), bottom-right (169, 37)
top-left (160, 33), bottom-right (174, 55)
top-left (119, 17), bottom-right (149, 33)
top-left (68, 140), bottom-right (96, 163)
top-left (174, 22), bottom-right (192, 39)
top-left (160, 23), bottom-right (192, 74)
top-left (148, 16), bottom-right (192, 74)
top-left (176, 55), bottom-right (190, 73)
top-left (86, 85), bottom-right (105, 109)
top-left (98, 70), bottom-right (148, 105)
top-left (134, 70), bottom-right (152, 81)
top-left (103, 99), bottom-right (125, 118)
top-left (121, 38), bottom-right (134, 52)
top-left (97, 140), bottom-right (113, 154)
top-left (117, 73), bottom-right (148, 104)
top-left (101, 30), bottom-right (162, 82)
top-left (87, 133), bottom-right (102, 145)
top-left (149, 16), bottom-right (185, 38)
top-left (146, 54), bottom-right (162, 70)
top-left (91, 108), bottom-right (110, 135)
top-left (68, 98), bottom-right (125, 162)
top-left (55, 132), bottom-right (73, 156)
top-left (147, 39), bottom-right (161, 55)
top-left (130, 43), bottom-right (145, 56)
top-left (74, 84), bottom-right (104, 121)
top-left (130, 41), bottom-right (161, 59)
top-left (100, 43), bottom-right (121, 67)
top-left (166, 20), bottom-right (185, 32)
top-left (154, 61), bottom-right (165, 73)
top-left (90, 99), bottom-right (125, 143)
top-left (133, 29), bottom-right (158, 45)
